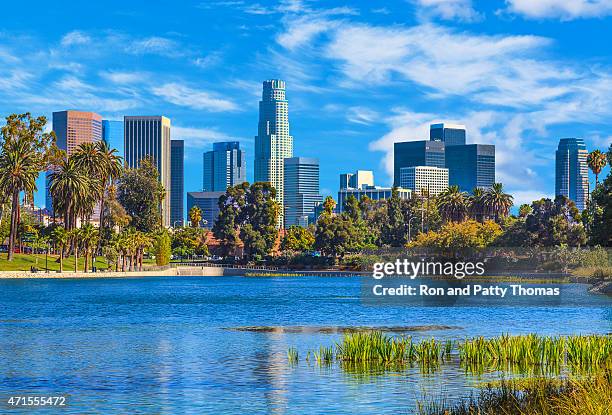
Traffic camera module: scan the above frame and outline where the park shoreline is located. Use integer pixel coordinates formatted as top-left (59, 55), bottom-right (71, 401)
top-left (1, 266), bottom-right (610, 293)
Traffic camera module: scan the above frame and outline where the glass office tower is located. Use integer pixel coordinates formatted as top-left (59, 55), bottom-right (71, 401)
top-left (283, 157), bottom-right (322, 227)
top-left (203, 141), bottom-right (246, 192)
top-left (555, 138), bottom-right (589, 211)
top-left (170, 140), bottom-right (184, 227)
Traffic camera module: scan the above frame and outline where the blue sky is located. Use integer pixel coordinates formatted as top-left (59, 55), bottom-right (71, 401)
top-left (1, 0), bottom-right (611, 209)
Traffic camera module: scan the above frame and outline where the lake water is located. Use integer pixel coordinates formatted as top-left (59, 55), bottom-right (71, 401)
top-left (0, 276), bottom-right (610, 414)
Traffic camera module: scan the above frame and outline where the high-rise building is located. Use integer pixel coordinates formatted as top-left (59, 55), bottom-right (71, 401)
top-left (400, 166), bottom-right (449, 196)
top-left (393, 140), bottom-right (445, 186)
top-left (339, 170), bottom-right (374, 190)
top-left (203, 141), bottom-right (246, 192)
top-left (430, 123), bottom-right (466, 146)
top-left (170, 140), bottom-right (184, 227)
top-left (254, 80), bottom-right (293, 224)
top-left (187, 191), bottom-right (225, 227)
top-left (445, 144), bottom-right (495, 192)
top-left (555, 138), bottom-right (589, 211)
top-left (46, 110), bottom-right (103, 212)
top-left (124, 116), bottom-right (171, 227)
top-left (102, 120), bottom-right (124, 161)
top-left (284, 157), bottom-right (322, 227)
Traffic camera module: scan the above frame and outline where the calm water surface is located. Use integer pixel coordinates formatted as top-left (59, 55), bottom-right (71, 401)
top-left (0, 276), bottom-right (610, 414)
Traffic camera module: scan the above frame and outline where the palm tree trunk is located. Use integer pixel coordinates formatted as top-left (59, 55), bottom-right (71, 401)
top-left (97, 185), bottom-right (106, 255)
top-left (84, 248), bottom-right (89, 273)
top-left (74, 246), bottom-right (79, 272)
top-left (59, 247), bottom-right (64, 273)
top-left (7, 190), bottom-right (19, 261)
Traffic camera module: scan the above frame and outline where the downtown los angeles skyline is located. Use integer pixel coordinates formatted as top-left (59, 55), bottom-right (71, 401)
top-left (0, 0), bottom-right (611, 209)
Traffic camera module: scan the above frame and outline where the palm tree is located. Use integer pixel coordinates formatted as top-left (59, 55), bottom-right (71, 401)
top-left (134, 231), bottom-right (153, 271)
top-left (51, 226), bottom-right (68, 272)
top-left (79, 223), bottom-right (99, 273)
top-left (468, 188), bottom-right (486, 222)
top-left (69, 228), bottom-right (81, 272)
top-left (189, 206), bottom-right (202, 228)
top-left (49, 157), bottom-right (92, 231)
top-left (0, 139), bottom-right (43, 260)
top-left (587, 149), bottom-right (607, 185)
top-left (483, 183), bottom-right (514, 222)
top-left (437, 186), bottom-right (468, 222)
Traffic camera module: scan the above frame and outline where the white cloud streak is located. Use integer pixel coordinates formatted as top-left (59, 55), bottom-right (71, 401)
top-left (503, 0), bottom-right (612, 20)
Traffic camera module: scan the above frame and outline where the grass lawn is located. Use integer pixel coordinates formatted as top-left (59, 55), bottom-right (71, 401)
top-left (0, 253), bottom-right (156, 272)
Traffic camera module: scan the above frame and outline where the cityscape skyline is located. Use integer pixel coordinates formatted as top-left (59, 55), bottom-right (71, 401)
top-left (0, 0), bottom-right (610, 211)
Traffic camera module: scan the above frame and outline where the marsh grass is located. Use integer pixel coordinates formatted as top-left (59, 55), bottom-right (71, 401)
top-left (417, 372), bottom-right (611, 415)
top-left (296, 332), bottom-right (611, 374)
top-left (287, 347), bottom-right (298, 364)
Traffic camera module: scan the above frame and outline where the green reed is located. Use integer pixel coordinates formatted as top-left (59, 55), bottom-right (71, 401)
top-left (287, 347), bottom-right (299, 364)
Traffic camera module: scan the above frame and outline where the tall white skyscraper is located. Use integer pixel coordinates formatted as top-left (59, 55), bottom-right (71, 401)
top-left (254, 80), bottom-right (293, 225)
top-left (124, 116), bottom-right (172, 226)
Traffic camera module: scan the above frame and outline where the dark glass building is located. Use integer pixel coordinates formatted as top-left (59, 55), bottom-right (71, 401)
top-left (393, 140), bottom-right (445, 186)
top-left (203, 141), bottom-right (246, 192)
top-left (170, 140), bottom-right (184, 227)
top-left (555, 138), bottom-right (589, 211)
top-left (430, 123), bottom-right (466, 146)
top-left (445, 144), bottom-right (495, 192)
top-left (187, 192), bottom-right (225, 227)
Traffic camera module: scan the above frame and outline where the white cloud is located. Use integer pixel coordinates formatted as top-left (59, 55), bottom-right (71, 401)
top-left (151, 82), bottom-right (238, 111)
top-left (413, 0), bottom-right (482, 22)
top-left (99, 70), bottom-right (148, 84)
top-left (512, 190), bottom-right (553, 206)
top-left (60, 30), bottom-right (91, 47)
top-left (347, 107), bottom-right (380, 125)
top-left (126, 36), bottom-right (181, 56)
top-left (276, 16), bottom-right (336, 50)
top-left (503, 0), bottom-right (612, 20)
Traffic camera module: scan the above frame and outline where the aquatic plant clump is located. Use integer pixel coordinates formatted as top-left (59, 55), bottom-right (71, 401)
top-left (292, 332), bottom-right (611, 372)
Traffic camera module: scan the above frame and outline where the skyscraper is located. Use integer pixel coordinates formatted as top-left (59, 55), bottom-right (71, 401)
top-left (124, 116), bottom-right (171, 227)
top-left (283, 157), bottom-right (322, 227)
top-left (445, 144), bottom-right (495, 192)
top-left (203, 141), bottom-right (246, 192)
top-left (393, 140), bottom-right (445, 186)
top-left (430, 123), bottom-right (466, 146)
top-left (170, 140), bottom-right (184, 227)
top-left (254, 80), bottom-right (293, 224)
top-left (102, 119), bottom-right (124, 161)
top-left (555, 138), bottom-right (589, 211)
top-left (46, 110), bottom-right (103, 212)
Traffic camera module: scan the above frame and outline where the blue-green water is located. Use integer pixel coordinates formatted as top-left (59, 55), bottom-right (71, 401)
top-left (0, 276), bottom-right (609, 414)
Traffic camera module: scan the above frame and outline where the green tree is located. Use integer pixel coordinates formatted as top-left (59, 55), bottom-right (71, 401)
top-left (437, 185), bottom-right (468, 222)
top-left (483, 183), bottom-right (513, 223)
top-left (588, 169), bottom-right (612, 246)
top-left (518, 204), bottom-right (532, 218)
top-left (468, 188), bottom-right (486, 222)
top-left (189, 206), bottom-right (202, 228)
top-left (51, 225), bottom-right (68, 272)
top-left (343, 195), bottom-right (360, 222)
top-left (587, 149), bottom-right (608, 185)
top-left (153, 230), bottom-right (171, 266)
top-left (117, 157), bottom-right (165, 232)
top-left (49, 156), bottom-right (95, 231)
top-left (282, 226), bottom-right (315, 252)
top-left (213, 183), bottom-right (246, 257)
top-left (523, 196), bottom-right (586, 247)
top-left (409, 220), bottom-right (503, 249)
top-left (322, 196), bottom-right (336, 215)
top-left (0, 113), bottom-right (54, 260)
top-left (79, 223), bottom-right (99, 273)
top-left (382, 187), bottom-right (406, 246)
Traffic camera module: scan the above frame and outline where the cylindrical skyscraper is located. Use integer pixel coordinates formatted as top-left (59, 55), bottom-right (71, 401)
top-left (254, 80), bottom-right (294, 226)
